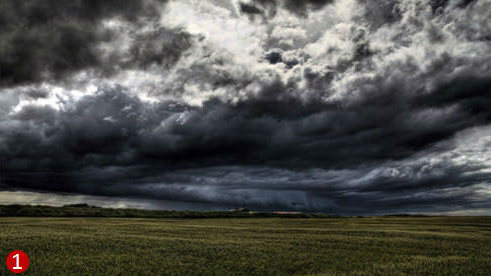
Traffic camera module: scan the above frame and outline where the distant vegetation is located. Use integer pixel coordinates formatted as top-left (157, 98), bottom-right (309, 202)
top-left (0, 204), bottom-right (331, 218)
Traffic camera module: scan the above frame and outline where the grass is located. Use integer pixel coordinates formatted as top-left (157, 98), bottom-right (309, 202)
top-left (1, 216), bottom-right (490, 276)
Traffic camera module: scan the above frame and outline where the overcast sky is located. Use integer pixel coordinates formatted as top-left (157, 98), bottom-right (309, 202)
top-left (1, 0), bottom-right (490, 214)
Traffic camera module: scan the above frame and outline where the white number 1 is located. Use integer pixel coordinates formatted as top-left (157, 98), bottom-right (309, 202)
top-left (13, 254), bottom-right (22, 269)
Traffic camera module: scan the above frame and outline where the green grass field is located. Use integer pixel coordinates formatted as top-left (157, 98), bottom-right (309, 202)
top-left (1, 217), bottom-right (490, 276)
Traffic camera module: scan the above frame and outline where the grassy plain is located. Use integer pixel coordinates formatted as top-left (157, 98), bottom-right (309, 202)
top-left (1, 216), bottom-right (490, 276)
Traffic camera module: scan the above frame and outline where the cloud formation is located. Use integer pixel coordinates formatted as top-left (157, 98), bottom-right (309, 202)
top-left (1, 0), bottom-right (490, 214)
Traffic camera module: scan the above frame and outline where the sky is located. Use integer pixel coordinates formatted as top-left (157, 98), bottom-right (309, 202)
top-left (1, 0), bottom-right (490, 215)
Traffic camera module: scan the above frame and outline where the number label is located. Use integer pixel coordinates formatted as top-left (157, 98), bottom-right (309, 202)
top-left (6, 250), bottom-right (29, 273)
top-left (12, 254), bottom-right (22, 269)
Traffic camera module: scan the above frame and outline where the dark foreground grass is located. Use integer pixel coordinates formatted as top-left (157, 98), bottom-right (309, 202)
top-left (1, 217), bottom-right (490, 276)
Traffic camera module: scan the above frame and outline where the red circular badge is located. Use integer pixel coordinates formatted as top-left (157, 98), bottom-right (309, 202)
top-left (6, 250), bottom-right (29, 273)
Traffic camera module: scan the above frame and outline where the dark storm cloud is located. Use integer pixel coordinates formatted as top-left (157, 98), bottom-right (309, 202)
top-left (0, 0), bottom-right (192, 87)
top-left (283, 0), bottom-right (335, 14)
top-left (238, 0), bottom-right (335, 16)
top-left (2, 71), bottom-right (490, 212)
top-left (238, 0), bottom-right (475, 18)
top-left (128, 28), bottom-right (191, 70)
top-left (240, 3), bottom-right (263, 15)
top-left (428, 0), bottom-right (477, 13)
top-left (1, 0), bottom-right (490, 214)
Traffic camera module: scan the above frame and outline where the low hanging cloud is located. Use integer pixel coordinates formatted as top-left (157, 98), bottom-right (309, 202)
top-left (1, 0), bottom-right (490, 214)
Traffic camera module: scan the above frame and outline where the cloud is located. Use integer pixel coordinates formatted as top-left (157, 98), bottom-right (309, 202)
top-left (0, 0), bottom-right (490, 214)
top-left (0, 0), bottom-right (193, 86)
top-left (237, 0), bottom-right (335, 16)
top-left (0, 191), bottom-right (227, 211)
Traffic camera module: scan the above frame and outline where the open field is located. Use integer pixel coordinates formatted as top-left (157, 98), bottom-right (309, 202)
top-left (1, 217), bottom-right (490, 276)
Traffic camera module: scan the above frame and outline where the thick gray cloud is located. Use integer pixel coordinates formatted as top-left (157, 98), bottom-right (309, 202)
top-left (239, 0), bottom-right (336, 17)
top-left (0, 0), bottom-right (191, 86)
top-left (1, 0), bottom-right (490, 214)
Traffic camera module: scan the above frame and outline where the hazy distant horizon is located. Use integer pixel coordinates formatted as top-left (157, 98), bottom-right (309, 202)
top-left (2, 190), bottom-right (490, 216)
